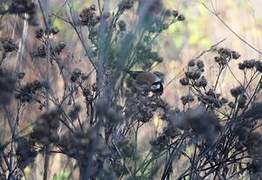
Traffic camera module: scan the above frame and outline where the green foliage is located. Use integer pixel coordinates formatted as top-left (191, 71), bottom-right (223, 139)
top-left (163, 2), bottom-right (211, 50)
top-left (53, 170), bottom-right (70, 180)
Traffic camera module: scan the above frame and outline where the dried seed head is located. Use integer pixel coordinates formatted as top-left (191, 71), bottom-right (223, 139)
top-left (1, 38), bottom-right (18, 52)
top-left (71, 68), bottom-right (82, 82)
top-left (188, 59), bottom-right (195, 67)
top-left (180, 94), bottom-right (194, 105)
top-left (198, 76), bottom-right (207, 87)
top-left (245, 60), bottom-right (256, 69)
top-left (54, 42), bottom-right (66, 54)
top-left (230, 86), bottom-right (245, 97)
top-left (35, 28), bottom-right (44, 39)
top-left (179, 77), bottom-right (189, 86)
top-left (228, 102), bottom-right (235, 109)
top-left (32, 44), bottom-right (46, 58)
top-left (176, 14), bottom-right (185, 21)
top-left (80, 5), bottom-right (100, 26)
top-left (16, 80), bottom-right (46, 103)
top-left (231, 50), bottom-right (241, 59)
top-left (238, 62), bottom-right (246, 70)
top-left (196, 60), bottom-right (204, 69)
top-left (238, 94), bottom-right (247, 108)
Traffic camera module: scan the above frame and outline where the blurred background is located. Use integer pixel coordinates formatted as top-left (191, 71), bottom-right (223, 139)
top-left (0, 0), bottom-right (261, 179)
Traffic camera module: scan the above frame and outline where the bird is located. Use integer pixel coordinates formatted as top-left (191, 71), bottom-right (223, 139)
top-left (125, 70), bottom-right (164, 95)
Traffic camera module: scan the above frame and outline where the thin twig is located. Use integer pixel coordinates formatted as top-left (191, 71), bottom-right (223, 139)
top-left (202, 2), bottom-right (262, 55)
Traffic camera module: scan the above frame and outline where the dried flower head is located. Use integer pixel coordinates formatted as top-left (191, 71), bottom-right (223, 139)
top-left (179, 77), bottom-right (189, 86)
top-left (16, 80), bottom-right (46, 103)
top-left (80, 5), bottom-right (100, 26)
top-left (230, 86), bottom-right (245, 98)
top-left (30, 109), bottom-right (61, 145)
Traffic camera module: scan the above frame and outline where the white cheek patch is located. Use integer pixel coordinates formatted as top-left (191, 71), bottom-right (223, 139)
top-left (151, 84), bottom-right (161, 90)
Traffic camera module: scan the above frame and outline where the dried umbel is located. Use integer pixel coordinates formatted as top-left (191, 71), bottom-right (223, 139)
top-left (180, 59), bottom-right (205, 86)
top-left (230, 86), bottom-right (245, 98)
top-left (238, 59), bottom-right (262, 73)
top-left (179, 76), bottom-right (189, 86)
top-left (35, 27), bottom-right (59, 39)
top-left (214, 47), bottom-right (240, 67)
top-left (217, 47), bottom-right (240, 60)
top-left (0, 38), bottom-right (18, 65)
top-left (80, 5), bottom-right (100, 27)
top-left (0, 38), bottom-right (18, 53)
top-left (198, 89), bottom-right (227, 109)
top-left (125, 92), bottom-right (168, 123)
top-left (70, 68), bottom-right (82, 82)
top-left (16, 80), bottom-right (47, 103)
top-left (30, 109), bottom-right (61, 145)
top-left (180, 94), bottom-right (194, 105)
top-left (32, 42), bottom-right (66, 59)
